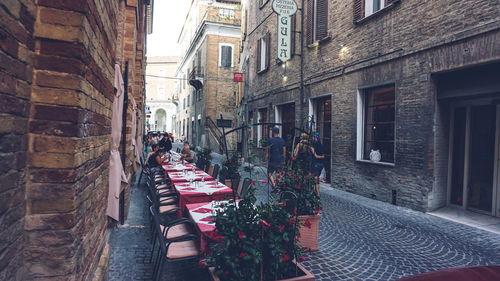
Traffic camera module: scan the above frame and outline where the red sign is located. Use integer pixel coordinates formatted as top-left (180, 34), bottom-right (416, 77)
top-left (146, 114), bottom-right (151, 118)
top-left (233, 72), bottom-right (243, 82)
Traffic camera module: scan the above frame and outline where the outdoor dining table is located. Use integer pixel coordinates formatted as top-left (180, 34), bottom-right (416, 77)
top-left (172, 180), bottom-right (233, 211)
top-left (161, 162), bottom-right (198, 173)
top-left (167, 170), bottom-right (213, 183)
top-left (186, 200), bottom-right (240, 254)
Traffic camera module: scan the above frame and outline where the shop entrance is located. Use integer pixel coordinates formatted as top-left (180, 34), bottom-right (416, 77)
top-left (449, 101), bottom-right (499, 216)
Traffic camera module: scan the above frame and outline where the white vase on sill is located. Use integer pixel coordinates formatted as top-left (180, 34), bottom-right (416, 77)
top-left (369, 149), bottom-right (381, 162)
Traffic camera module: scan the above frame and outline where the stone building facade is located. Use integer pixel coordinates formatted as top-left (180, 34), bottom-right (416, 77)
top-left (175, 0), bottom-right (241, 153)
top-left (145, 56), bottom-right (180, 133)
top-left (0, 0), bottom-right (151, 280)
top-left (242, 0), bottom-right (500, 215)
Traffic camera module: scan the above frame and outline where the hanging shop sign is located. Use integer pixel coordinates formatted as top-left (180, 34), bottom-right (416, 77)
top-left (272, 0), bottom-right (298, 63)
top-left (233, 72), bottom-right (243, 82)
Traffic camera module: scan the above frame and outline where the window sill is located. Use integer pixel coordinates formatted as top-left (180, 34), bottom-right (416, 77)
top-left (257, 68), bottom-right (269, 75)
top-left (356, 159), bottom-right (395, 167)
top-left (354, 0), bottom-right (401, 25)
top-left (307, 35), bottom-right (332, 49)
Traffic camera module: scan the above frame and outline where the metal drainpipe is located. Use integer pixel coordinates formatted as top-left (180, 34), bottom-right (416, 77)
top-left (300, 0), bottom-right (305, 129)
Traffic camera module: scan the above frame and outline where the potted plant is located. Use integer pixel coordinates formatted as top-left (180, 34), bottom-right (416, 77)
top-left (202, 187), bottom-right (314, 281)
top-left (198, 147), bottom-right (212, 169)
top-left (274, 167), bottom-right (322, 252)
top-left (222, 153), bottom-right (240, 188)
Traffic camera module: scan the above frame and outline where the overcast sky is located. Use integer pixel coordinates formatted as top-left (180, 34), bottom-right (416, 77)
top-left (147, 0), bottom-right (191, 57)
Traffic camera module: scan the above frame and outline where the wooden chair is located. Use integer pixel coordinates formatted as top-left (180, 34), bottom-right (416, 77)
top-left (151, 210), bottom-right (200, 281)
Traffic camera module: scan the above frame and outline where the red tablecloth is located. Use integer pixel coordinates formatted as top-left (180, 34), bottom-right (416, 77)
top-left (162, 163), bottom-right (198, 172)
top-left (173, 181), bottom-right (233, 211)
top-left (186, 200), bottom-right (240, 254)
top-left (167, 170), bottom-right (214, 183)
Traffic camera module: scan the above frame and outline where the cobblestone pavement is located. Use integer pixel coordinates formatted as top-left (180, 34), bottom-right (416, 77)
top-left (110, 145), bottom-right (500, 280)
top-left (301, 186), bottom-right (500, 281)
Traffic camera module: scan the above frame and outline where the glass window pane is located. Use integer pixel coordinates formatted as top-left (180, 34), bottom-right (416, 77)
top-left (363, 86), bottom-right (395, 163)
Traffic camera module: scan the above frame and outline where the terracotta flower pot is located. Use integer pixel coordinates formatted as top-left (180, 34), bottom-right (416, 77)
top-left (208, 261), bottom-right (315, 281)
top-left (297, 214), bottom-right (320, 252)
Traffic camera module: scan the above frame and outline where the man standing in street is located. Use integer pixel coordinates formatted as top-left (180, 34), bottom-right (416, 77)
top-left (266, 127), bottom-right (286, 187)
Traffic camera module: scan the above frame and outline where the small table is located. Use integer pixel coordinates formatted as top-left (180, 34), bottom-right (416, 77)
top-left (162, 162), bottom-right (198, 173)
top-left (186, 200), bottom-right (239, 254)
top-left (167, 170), bottom-right (214, 183)
top-left (172, 181), bottom-right (233, 210)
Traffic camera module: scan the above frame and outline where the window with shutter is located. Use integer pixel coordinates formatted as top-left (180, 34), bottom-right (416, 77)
top-left (354, 0), bottom-right (399, 22)
top-left (219, 44), bottom-right (233, 68)
top-left (257, 37), bottom-right (262, 73)
top-left (225, 46), bottom-right (232, 67)
top-left (291, 14), bottom-right (296, 56)
top-left (308, 0), bottom-right (328, 44)
top-left (265, 32), bottom-right (271, 70)
top-left (316, 0), bottom-right (328, 40)
top-left (306, 0), bottom-right (314, 44)
top-left (257, 35), bottom-right (268, 73)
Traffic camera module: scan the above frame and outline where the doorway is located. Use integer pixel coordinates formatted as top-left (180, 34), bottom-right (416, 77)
top-left (448, 101), bottom-right (499, 217)
top-left (310, 96), bottom-right (332, 183)
top-left (275, 103), bottom-right (295, 152)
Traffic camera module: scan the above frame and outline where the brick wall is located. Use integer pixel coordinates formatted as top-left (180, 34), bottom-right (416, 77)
top-left (0, 0), bottom-right (35, 279)
top-left (244, 0), bottom-right (500, 211)
top-left (0, 0), bottom-right (148, 280)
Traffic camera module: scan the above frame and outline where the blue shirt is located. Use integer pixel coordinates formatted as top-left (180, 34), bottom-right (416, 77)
top-left (267, 137), bottom-right (285, 163)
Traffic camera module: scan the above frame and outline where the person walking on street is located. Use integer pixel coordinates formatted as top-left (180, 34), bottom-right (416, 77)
top-left (266, 127), bottom-right (286, 187)
top-left (311, 132), bottom-right (325, 196)
top-left (293, 133), bottom-right (324, 192)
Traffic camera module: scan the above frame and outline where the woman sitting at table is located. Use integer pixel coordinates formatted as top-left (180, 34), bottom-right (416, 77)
top-left (145, 144), bottom-right (159, 164)
top-left (148, 149), bottom-right (168, 173)
top-left (180, 141), bottom-right (195, 163)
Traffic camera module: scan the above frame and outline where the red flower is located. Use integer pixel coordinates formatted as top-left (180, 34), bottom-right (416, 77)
top-left (228, 159), bottom-right (232, 163)
top-left (314, 206), bottom-right (323, 213)
top-left (281, 253), bottom-right (289, 262)
top-left (250, 181), bottom-right (256, 186)
top-left (209, 230), bottom-right (224, 240)
top-left (220, 203), bottom-right (224, 207)
top-left (238, 230), bottom-right (245, 239)
top-left (259, 220), bottom-right (271, 228)
top-left (239, 252), bottom-right (248, 258)
top-left (198, 260), bottom-right (208, 268)
top-left (305, 220), bottom-right (312, 229)
top-left (297, 184), bottom-right (301, 190)
top-left (299, 256), bottom-right (306, 262)
top-left (261, 180), bottom-right (267, 183)
top-left (279, 202), bottom-right (287, 207)
top-left (293, 209), bottom-right (297, 216)
top-left (289, 217), bottom-right (296, 226)
top-left (278, 225), bottom-right (285, 232)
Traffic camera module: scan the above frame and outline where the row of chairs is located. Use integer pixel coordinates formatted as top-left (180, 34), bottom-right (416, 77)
top-left (144, 167), bottom-right (201, 281)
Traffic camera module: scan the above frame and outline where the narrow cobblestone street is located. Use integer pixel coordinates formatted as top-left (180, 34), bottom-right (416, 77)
top-left (109, 148), bottom-right (500, 280)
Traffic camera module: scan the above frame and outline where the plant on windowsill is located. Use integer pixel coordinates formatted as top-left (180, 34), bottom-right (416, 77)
top-left (201, 187), bottom-right (314, 281)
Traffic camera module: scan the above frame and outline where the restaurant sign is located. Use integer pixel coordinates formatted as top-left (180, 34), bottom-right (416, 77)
top-left (272, 0), bottom-right (298, 63)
